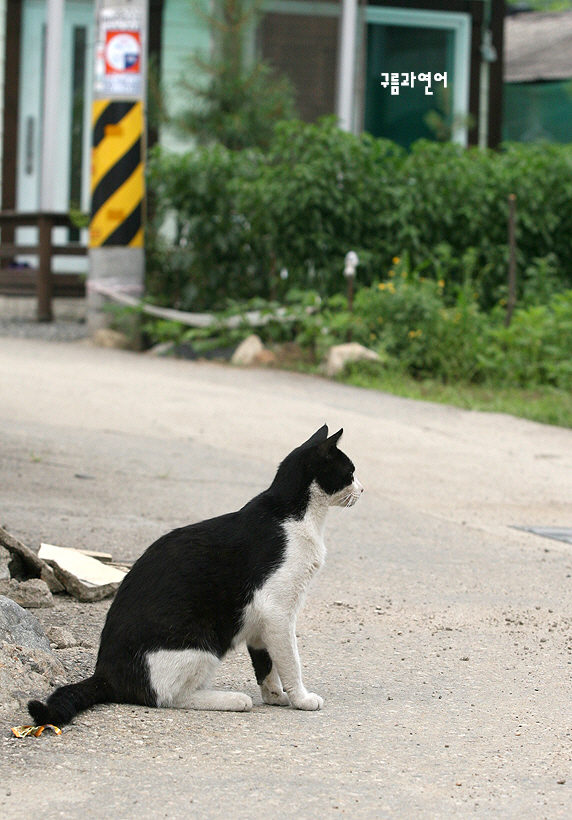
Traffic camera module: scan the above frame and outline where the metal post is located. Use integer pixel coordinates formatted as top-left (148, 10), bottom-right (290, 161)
top-left (344, 251), bottom-right (359, 311)
top-left (37, 0), bottom-right (65, 321)
top-left (478, 0), bottom-right (497, 150)
top-left (37, 215), bottom-right (54, 322)
top-left (505, 193), bottom-right (517, 328)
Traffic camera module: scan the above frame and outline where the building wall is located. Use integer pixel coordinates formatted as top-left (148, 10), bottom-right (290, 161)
top-left (0, 0), bottom-right (6, 198)
top-left (159, 0), bottom-right (210, 152)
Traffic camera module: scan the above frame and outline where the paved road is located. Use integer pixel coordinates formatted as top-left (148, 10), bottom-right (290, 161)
top-left (1, 336), bottom-right (572, 819)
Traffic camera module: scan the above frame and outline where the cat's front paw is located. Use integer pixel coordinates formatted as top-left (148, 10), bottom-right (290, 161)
top-left (261, 684), bottom-right (290, 707)
top-left (292, 692), bottom-right (324, 711)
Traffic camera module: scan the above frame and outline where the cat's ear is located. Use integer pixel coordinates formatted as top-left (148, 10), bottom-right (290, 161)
top-left (327, 428), bottom-right (343, 448)
top-left (317, 428), bottom-right (343, 457)
top-left (302, 425), bottom-right (329, 448)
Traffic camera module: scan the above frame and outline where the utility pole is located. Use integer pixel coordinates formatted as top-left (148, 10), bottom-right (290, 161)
top-left (87, 0), bottom-right (147, 332)
top-left (337, 0), bottom-right (358, 132)
top-left (478, 0), bottom-right (498, 149)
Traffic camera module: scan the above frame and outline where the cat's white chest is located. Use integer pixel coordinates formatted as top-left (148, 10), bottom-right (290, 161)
top-left (281, 514), bottom-right (326, 575)
top-left (236, 491), bottom-right (328, 648)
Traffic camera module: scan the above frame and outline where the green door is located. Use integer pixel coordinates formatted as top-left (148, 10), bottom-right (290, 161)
top-left (363, 8), bottom-right (470, 150)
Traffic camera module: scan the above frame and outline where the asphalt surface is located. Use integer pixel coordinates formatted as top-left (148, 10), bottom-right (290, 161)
top-left (1, 335), bottom-right (572, 820)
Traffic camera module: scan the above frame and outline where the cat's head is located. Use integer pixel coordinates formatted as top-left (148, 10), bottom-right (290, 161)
top-left (301, 425), bottom-right (363, 508)
top-left (275, 425), bottom-right (363, 512)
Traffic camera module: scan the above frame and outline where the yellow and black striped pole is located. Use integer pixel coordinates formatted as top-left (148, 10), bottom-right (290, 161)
top-left (90, 99), bottom-right (144, 249)
top-left (87, 0), bottom-right (147, 332)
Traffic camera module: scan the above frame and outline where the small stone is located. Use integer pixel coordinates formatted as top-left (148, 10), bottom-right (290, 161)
top-left (46, 626), bottom-right (78, 649)
top-left (253, 349), bottom-right (276, 366)
top-left (231, 334), bottom-right (264, 366)
top-left (324, 343), bottom-right (380, 377)
top-left (92, 328), bottom-right (129, 349)
top-left (147, 341), bottom-right (175, 357)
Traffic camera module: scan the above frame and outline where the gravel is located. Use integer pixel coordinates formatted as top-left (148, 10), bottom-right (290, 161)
top-left (0, 319), bottom-right (88, 343)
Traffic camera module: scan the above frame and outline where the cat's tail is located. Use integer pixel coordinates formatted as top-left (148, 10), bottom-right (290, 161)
top-left (28, 673), bottom-right (113, 727)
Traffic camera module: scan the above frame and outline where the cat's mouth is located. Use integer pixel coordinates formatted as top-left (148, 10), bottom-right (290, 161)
top-left (331, 479), bottom-right (363, 508)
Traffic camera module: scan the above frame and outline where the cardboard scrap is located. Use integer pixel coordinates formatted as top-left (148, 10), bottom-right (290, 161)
top-left (77, 549), bottom-right (113, 564)
top-left (39, 544), bottom-right (127, 603)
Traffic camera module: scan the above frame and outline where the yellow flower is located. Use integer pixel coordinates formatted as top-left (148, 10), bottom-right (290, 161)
top-left (378, 282), bottom-right (386, 290)
top-left (388, 270), bottom-right (395, 278)
top-left (387, 282), bottom-right (396, 294)
top-left (392, 256), bottom-right (400, 264)
top-left (438, 280), bottom-right (445, 288)
top-left (408, 329), bottom-right (422, 339)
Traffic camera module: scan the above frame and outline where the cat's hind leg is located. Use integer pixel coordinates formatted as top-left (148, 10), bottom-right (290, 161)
top-left (147, 648), bottom-right (252, 712)
top-left (248, 646), bottom-right (290, 706)
top-left (179, 690), bottom-right (253, 711)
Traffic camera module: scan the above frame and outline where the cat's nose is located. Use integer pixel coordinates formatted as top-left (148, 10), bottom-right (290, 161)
top-left (354, 478), bottom-right (364, 494)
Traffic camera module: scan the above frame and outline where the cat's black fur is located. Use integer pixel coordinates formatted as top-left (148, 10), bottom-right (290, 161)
top-left (29, 425), bottom-right (361, 725)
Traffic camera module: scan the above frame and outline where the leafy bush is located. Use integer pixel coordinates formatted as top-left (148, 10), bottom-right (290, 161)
top-left (146, 145), bottom-right (265, 310)
top-left (477, 290), bottom-right (572, 389)
top-left (146, 121), bottom-right (572, 311)
top-left (236, 120), bottom-right (404, 293)
top-left (396, 141), bottom-right (572, 307)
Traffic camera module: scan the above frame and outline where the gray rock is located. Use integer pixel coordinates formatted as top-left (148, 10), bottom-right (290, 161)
top-left (0, 578), bottom-right (54, 608)
top-left (0, 641), bottom-right (66, 714)
top-left (0, 597), bottom-right (66, 715)
top-left (0, 525), bottom-right (64, 593)
top-left (324, 342), bottom-right (381, 377)
top-left (231, 334), bottom-right (264, 366)
top-left (0, 595), bottom-right (52, 650)
top-left (0, 545), bottom-right (10, 582)
top-left (146, 341), bottom-right (175, 357)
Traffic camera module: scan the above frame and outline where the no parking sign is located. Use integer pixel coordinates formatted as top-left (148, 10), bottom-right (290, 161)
top-left (105, 29), bottom-right (142, 74)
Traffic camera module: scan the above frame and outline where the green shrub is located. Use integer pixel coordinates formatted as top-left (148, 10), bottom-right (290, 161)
top-left (237, 119), bottom-right (404, 293)
top-left (478, 290), bottom-right (572, 389)
top-left (146, 144), bottom-right (265, 310)
top-left (146, 123), bottom-right (572, 312)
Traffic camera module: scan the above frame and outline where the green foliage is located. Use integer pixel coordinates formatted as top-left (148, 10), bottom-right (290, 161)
top-left (397, 140), bottom-right (572, 307)
top-left (477, 291), bottom-right (572, 389)
top-left (146, 121), bottom-right (572, 313)
top-left (176, 0), bottom-right (296, 150)
top-left (237, 119), bottom-right (404, 293)
top-left (144, 245), bottom-right (572, 395)
top-left (146, 144), bottom-right (265, 309)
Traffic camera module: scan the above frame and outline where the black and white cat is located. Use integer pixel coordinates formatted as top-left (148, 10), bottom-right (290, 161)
top-left (29, 425), bottom-right (362, 725)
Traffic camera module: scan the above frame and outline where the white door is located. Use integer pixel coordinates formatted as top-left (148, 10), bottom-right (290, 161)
top-left (16, 0), bottom-right (94, 266)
